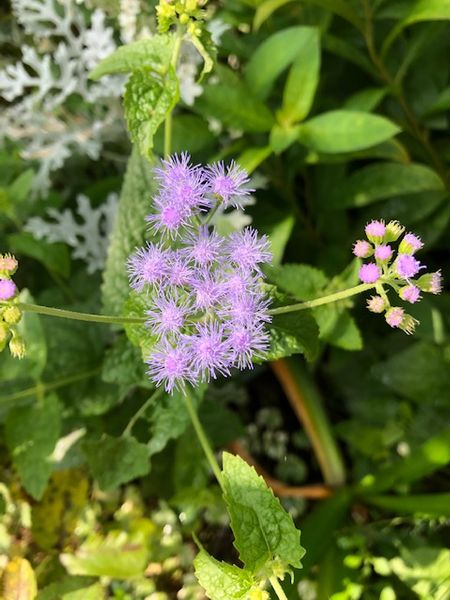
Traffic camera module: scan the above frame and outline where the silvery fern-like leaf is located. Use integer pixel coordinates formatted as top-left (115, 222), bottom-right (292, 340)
top-left (12, 0), bottom-right (80, 38)
top-left (25, 193), bottom-right (119, 273)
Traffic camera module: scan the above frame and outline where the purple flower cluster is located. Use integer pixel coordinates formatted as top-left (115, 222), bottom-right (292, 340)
top-left (353, 220), bottom-right (443, 334)
top-left (127, 154), bottom-right (271, 393)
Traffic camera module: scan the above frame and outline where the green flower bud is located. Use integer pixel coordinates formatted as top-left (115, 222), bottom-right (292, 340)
top-left (249, 589), bottom-right (269, 600)
top-left (9, 335), bottom-right (26, 359)
top-left (3, 306), bottom-right (22, 325)
top-left (384, 220), bottom-right (405, 242)
top-left (399, 314), bottom-right (419, 336)
top-left (0, 322), bottom-right (9, 344)
top-left (416, 271), bottom-right (442, 295)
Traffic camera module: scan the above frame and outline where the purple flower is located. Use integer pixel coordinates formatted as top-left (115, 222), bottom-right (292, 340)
top-left (395, 254), bottom-right (423, 279)
top-left (188, 322), bottom-right (231, 382)
top-left (146, 340), bottom-right (194, 393)
top-left (182, 226), bottom-right (223, 267)
top-left (430, 271), bottom-right (443, 294)
top-left (127, 243), bottom-right (167, 291)
top-left (0, 279), bottom-right (17, 301)
top-left (359, 263), bottom-right (381, 284)
top-left (226, 227), bottom-right (272, 273)
top-left (227, 324), bottom-right (269, 370)
top-left (399, 232), bottom-right (423, 255)
top-left (374, 244), bottom-right (393, 262)
top-left (365, 220), bottom-right (385, 242)
top-left (165, 251), bottom-right (193, 287)
top-left (385, 307), bottom-right (404, 328)
top-left (146, 193), bottom-right (192, 238)
top-left (145, 293), bottom-right (189, 338)
top-left (192, 271), bottom-right (222, 311)
top-left (353, 240), bottom-right (372, 258)
top-left (399, 285), bottom-right (421, 304)
top-left (219, 292), bottom-right (271, 327)
top-left (205, 161), bottom-right (254, 209)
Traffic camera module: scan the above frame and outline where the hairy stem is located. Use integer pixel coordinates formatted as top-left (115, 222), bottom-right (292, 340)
top-left (9, 302), bottom-right (146, 325)
top-left (268, 283), bottom-right (375, 316)
top-left (183, 388), bottom-right (224, 489)
top-left (163, 32), bottom-right (183, 158)
top-left (123, 387), bottom-right (164, 436)
top-left (269, 576), bottom-right (289, 600)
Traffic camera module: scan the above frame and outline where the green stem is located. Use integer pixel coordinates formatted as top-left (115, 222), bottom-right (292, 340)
top-left (123, 387), bottom-right (164, 436)
top-left (269, 576), bottom-right (289, 600)
top-left (11, 302), bottom-right (146, 325)
top-left (0, 367), bottom-right (101, 405)
top-left (163, 32), bottom-right (183, 158)
top-left (269, 283), bottom-right (375, 316)
top-left (183, 387), bottom-right (224, 489)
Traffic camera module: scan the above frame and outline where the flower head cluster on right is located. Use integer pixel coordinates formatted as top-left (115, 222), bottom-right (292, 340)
top-left (127, 154), bottom-right (272, 393)
top-left (353, 220), bottom-right (442, 334)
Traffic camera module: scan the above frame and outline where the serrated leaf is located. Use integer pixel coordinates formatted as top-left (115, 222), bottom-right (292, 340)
top-left (267, 264), bottom-right (328, 300)
top-left (1, 558), bottom-right (37, 600)
top-left (102, 334), bottom-right (152, 391)
top-left (332, 162), bottom-right (444, 208)
top-left (5, 394), bottom-right (61, 500)
top-left (194, 550), bottom-right (254, 600)
top-left (267, 311), bottom-right (320, 362)
top-left (102, 149), bottom-right (159, 315)
top-left (298, 110), bottom-right (400, 153)
top-left (83, 435), bottom-right (149, 491)
top-left (222, 452), bottom-right (305, 574)
top-left (89, 35), bottom-right (175, 79)
top-left (124, 66), bottom-right (179, 157)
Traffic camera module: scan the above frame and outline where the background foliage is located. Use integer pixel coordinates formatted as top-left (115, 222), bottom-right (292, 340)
top-left (1, 0), bottom-right (449, 598)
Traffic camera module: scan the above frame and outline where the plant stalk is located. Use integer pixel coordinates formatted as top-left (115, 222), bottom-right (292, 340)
top-left (269, 576), bottom-right (289, 600)
top-left (163, 32), bottom-right (183, 158)
top-left (123, 387), bottom-right (164, 436)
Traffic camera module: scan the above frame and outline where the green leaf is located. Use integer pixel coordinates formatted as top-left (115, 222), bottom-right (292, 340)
top-left (270, 124), bottom-right (301, 154)
top-left (124, 66), bottom-right (179, 157)
top-left (8, 169), bottom-right (34, 203)
top-left (358, 426), bottom-right (450, 495)
top-left (344, 87), bottom-right (388, 112)
top-left (267, 264), bottom-right (328, 300)
top-left (300, 0), bottom-right (363, 30)
top-left (37, 577), bottom-right (96, 600)
top-left (253, 0), bottom-right (295, 31)
top-left (298, 111), bottom-right (400, 153)
top-left (332, 163), bottom-right (444, 208)
top-left (280, 27), bottom-right (320, 124)
top-left (314, 308), bottom-right (363, 351)
top-left (60, 531), bottom-right (148, 578)
top-left (253, 208), bottom-right (295, 265)
top-left (367, 493), bottom-right (450, 518)
top-left (222, 452), bottom-right (305, 574)
top-left (189, 30), bottom-right (215, 80)
top-left (196, 82), bottom-right (274, 132)
top-left (102, 334), bottom-right (151, 392)
top-left (63, 584), bottom-right (105, 600)
top-left (8, 233), bottom-right (70, 278)
top-left (154, 114), bottom-right (215, 155)
top-left (102, 149), bottom-right (158, 315)
top-left (89, 35), bottom-right (175, 79)
top-left (5, 395), bottom-right (61, 500)
top-left (83, 435), bottom-right (149, 491)
top-left (237, 146), bottom-right (272, 174)
top-left (1, 557), bottom-right (37, 600)
top-left (194, 550), bottom-right (254, 600)
top-left (267, 311), bottom-right (320, 362)
top-left (371, 342), bottom-right (450, 404)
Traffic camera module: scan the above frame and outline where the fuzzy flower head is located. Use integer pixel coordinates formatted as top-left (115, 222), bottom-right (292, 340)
top-left (0, 279), bottom-right (17, 301)
top-left (354, 220), bottom-right (443, 335)
top-left (127, 155), bottom-right (273, 392)
top-left (0, 254), bottom-right (18, 277)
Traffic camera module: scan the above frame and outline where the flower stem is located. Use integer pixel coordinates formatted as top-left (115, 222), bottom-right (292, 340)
top-left (183, 388), bottom-right (224, 490)
top-left (11, 302), bottom-right (146, 325)
top-left (269, 576), bottom-right (289, 600)
top-left (268, 283), bottom-right (375, 316)
top-left (163, 31), bottom-right (183, 158)
top-left (123, 387), bottom-right (164, 437)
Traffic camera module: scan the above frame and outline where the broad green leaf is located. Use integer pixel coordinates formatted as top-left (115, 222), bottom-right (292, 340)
top-left (267, 311), bottom-right (320, 362)
top-left (83, 434), bottom-right (149, 491)
top-left (8, 169), bottom-right (34, 202)
top-left (196, 82), bottom-right (274, 133)
top-left (280, 27), bottom-right (320, 124)
top-left (201, 394), bottom-right (246, 448)
top-left (5, 394), bottom-right (61, 500)
top-left (63, 584), bottom-right (105, 600)
top-left (332, 163), bottom-right (444, 208)
top-left (36, 577), bottom-right (96, 600)
top-left (102, 149), bottom-right (158, 315)
top-left (253, 0), bottom-right (295, 31)
top-left (344, 87), bottom-right (387, 112)
top-left (253, 208), bottom-right (295, 264)
top-left (298, 111), bottom-right (400, 153)
top-left (267, 264), bottom-right (328, 300)
top-left (246, 27), bottom-right (316, 100)
top-left (147, 386), bottom-right (206, 458)
top-left (124, 66), bottom-right (179, 157)
top-left (383, 0), bottom-right (450, 56)
top-left (323, 34), bottom-right (376, 77)
top-left (270, 124), bottom-right (301, 154)
top-left (387, 548), bottom-right (450, 600)
top-left (371, 342), bottom-right (450, 404)
top-left (102, 334), bottom-right (151, 392)
top-left (367, 493), bottom-right (450, 518)
top-left (426, 86), bottom-right (450, 114)
top-left (358, 426), bottom-right (450, 495)
top-left (194, 550), bottom-right (254, 600)
top-left (8, 233), bottom-right (70, 278)
top-left (1, 557), bottom-right (37, 600)
top-left (237, 146), bottom-right (272, 174)
top-left (89, 35), bottom-right (175, 79)
top-left (301, 0), bottom-right (363, 30)
top-left (222, 452), bottom-right (305, 574)
top-left (60, 531), bottom-right (149, 578)
top-left (314, 307), bottom-right (363, 351)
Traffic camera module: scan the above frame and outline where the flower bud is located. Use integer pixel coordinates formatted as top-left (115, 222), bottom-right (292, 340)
top-left (9, 335), bottom-right (26, 359)
top-left (0, 253), bottom-right (18, 277)
top-left (416, 271), bottom-right (443, 295)
top-left (0, 322), bottom-right (9, 344)
top-left (249, 589), bottom-right (270, 600)
top-left (385, 307), bottom-right (404, 328)
top-left (384, 220), bottom-right (405, 242)
top-left (399, 233), bottom-right (423, 255)
top-left (367, 295), bottom-right (386, 313)
top-left (374, 244), bottom-right (393, 263)
top-left (399, 285), bottom-right (421, 304)
top-left (2, 306), bottom-right (22, 324)
top-left (0, 278), bottom-right (17, 301)
top-left (399, 314), bottom-right (419, 335)
top-left (365, 220), bottom-right (385, 244)
top-left (353, 240), bottom-right (373, 258)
